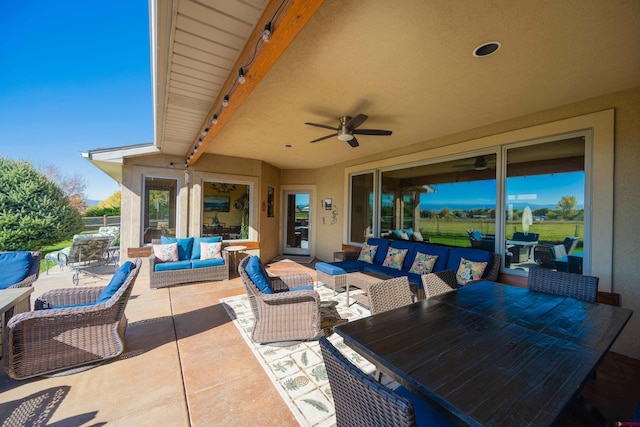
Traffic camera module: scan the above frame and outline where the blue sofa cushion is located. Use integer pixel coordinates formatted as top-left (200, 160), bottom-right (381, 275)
top-left (288, 285), bottom-right (314, 292)
top-left (390, 240), bottom-right (419, 270)
top-left (361, 264), bottom-right (422, 287)
top-left (155, 260), bottom-right (193, 272)
top-left (37, 302), bottom-right (96, 310)
top-left (191, 258), bottom-right (225, 269)
top-left (97, 261), bottom-right (135, 303)
top-left (160, 236), bottom-right (194, 261)
top-left (403, 228), bottom-right (414, 238)
top-left (366, 238), bottom-right (390, 265)
top-left (316, 260), bottom-right (368, 275)
top-left (191, 236), bottom-right (223, 259)
top-left (446, 247), bottom-right (493, 277)
top-left (413, 243), bottom-right (450, 272)
top-left (0, 251), bottom-right (32, 289)
top-left (246, 256), bottom-right (272, 294)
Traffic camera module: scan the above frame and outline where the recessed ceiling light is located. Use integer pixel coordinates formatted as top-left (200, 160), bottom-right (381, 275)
top-left (284, 144), bottom-right (293, 148)
top-left (473, 41), bottom-right (501, 57)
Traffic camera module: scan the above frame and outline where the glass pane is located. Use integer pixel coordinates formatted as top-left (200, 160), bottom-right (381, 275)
top-left (350, 173), bottom-right (374, 243)
top-left (203, 182), bottom-right (250, 240)
top-left (143, 177), bottom-right (178, 243)
top-left (505, 137), bottom-right (585, 271)
top-left (380, 155), bottom-right (496, 247)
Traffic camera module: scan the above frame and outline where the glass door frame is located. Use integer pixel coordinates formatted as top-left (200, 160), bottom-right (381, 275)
top-left (281, 187), bottom-right (315, 256)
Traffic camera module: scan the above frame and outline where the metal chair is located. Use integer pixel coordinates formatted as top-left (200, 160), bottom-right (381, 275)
top-left (45, 234), bottom-right (114, 285)
top-left (421, 270), bottom-right (458, 299)
top-left (528, 267), bottom-right (598, 302)
top-left (319, 336), bottom-right (455, 427)
top-left (368, 276), bottom-right (413, 315)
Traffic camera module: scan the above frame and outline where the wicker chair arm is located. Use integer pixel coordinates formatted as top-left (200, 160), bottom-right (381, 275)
top-left (35, 286), bottom-right (104, 308)
top-left (479, 253), bottom-right (501, 282)
top-left (269, 274), bottom-right (314, 291)
top-left (8, 300), bottom-right (120, 328)
top-left (260, 289), bottom-right (320, 306)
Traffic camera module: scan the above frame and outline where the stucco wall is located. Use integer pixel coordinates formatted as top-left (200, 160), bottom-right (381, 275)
top-left (259, 162), bottom-right (281, 262)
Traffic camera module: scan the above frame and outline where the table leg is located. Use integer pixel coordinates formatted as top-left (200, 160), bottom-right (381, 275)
top-left (346, 280), bottom-right (350, 307)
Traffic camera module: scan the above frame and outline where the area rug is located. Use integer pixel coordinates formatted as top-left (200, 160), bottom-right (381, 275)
top-left (221, 284), bottom-right (397, 427)
top-left (270, 255), bottom-right (316, 264)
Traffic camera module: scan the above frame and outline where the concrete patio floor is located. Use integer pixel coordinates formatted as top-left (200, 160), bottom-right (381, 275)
top-left (1, 257), bottom-right (639, 426)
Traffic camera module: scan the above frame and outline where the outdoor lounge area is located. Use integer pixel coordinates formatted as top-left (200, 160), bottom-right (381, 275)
top-left (1, 257), bottom-right (639, 426)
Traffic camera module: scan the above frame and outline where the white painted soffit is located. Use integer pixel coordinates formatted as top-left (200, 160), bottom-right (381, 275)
top-left (82, 142), bottom-right (159, 183)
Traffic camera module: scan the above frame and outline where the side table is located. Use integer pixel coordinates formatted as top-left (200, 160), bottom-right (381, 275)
top-left (225, 245), bottom-right (247, 274)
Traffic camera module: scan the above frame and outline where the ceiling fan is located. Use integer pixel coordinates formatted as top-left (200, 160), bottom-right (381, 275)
top-left (304, 114), bottom-right (392, 147)
top-left (454, 155), bottom-right (495, 171)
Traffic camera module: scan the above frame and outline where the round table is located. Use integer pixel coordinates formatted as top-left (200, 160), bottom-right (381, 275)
top-left (225, 245), bottom-right (247, 274)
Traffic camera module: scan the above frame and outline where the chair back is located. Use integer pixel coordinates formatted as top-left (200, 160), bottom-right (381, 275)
top-left (528, 267), bottom-right (598, 302)
top-left (368, 276), bottom-right (413, 314)
top-left (98, 226), bottom-right (120, 246)
top-left (562, 236), bottom-right (579, 254)
top-left (422, 270), bottom-right (458, 299)
top-left (66, 235), bottom-right (114, 263)
top-left (319, 336), bottom-right (417, 427)
top-left (238, 256), bottom-right (263, 319)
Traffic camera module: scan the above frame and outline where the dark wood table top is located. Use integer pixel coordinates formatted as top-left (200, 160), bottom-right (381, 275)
top-left (335, 280), bottom-right (632, 427)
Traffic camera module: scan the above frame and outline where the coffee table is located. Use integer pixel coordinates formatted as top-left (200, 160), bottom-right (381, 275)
top-left (346, 271), bottom-right (389, 307)
top-left (0, 287), bottom-right (34, 359)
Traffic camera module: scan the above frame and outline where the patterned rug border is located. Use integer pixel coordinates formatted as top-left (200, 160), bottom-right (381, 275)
top-left (220, 284), bottom-right (396, 427)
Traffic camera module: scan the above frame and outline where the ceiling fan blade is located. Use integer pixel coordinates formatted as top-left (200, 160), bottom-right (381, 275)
top-left (347, 136), bottom-right (359, 147)
top-left (353, 129), bottom-right (393, 136)
top-left (305, 122), bottom-right (338, 131)
top-left (310, 134), bottom-right (336, 143)
top-left (346, 114), bottom-right (368, 131)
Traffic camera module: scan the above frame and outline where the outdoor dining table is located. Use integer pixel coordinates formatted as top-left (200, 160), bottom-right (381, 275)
top-left (334, 280), bottom-right (632, 427)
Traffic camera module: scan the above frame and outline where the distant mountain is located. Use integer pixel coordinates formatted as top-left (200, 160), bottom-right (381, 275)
top-left (419, 202), bottom-right (584, 211)
top-left (85, 199), bottom-right (100, 206)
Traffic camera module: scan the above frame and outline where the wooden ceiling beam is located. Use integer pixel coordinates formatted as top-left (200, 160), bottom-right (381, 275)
top-left (185, 0), bottom-right (326, 166)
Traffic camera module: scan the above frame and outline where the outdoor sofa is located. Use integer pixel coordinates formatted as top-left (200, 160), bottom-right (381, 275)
top-left (149, 236), bottom-right (229, 288)
top-left (316, 237), bottom-right (500, 300)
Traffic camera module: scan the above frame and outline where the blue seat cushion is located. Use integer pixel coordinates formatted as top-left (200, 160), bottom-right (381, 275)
top-left (288, 285), bottom-right (314, 292)
top-left (366, 238), bottom-right (390, 265)
top-left (414, 243), bottom-right (450, 272)
top-left (446, 247), bottom-right (492, 277)
top-left (0, 251), bottom-right (32, 289)
top-left (316, 260), bottom-right (368, 275)
top-left (245, 256), bottom-right (272, 294)
top-left (191, 258), bottom-right (225, 269)
top-left (191, 236), bottom-right (223, 259)
top-left (154, 260), bottom-right (193, 272)
top-left (37, 302), bottom-right (96, 310)
top-left (160, 236), bottom-right (194, 261)
top-left (97, 261), bottom-right (135, 303)
top-left (395, 386), bottom-right (456, 427)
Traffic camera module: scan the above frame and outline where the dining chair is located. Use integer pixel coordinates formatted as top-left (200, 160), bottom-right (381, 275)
top-left (421, 270), bottom-right (458, 299)
top-left (319, 336), bottom-right (455, 427)
top-left (528, 266), bottom-right (598, 302)
top-left (368, 276), bottom-right (413, 315)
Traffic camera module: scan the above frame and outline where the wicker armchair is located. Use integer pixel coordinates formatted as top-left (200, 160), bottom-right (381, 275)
top-left (368, 276), bottom-right (413, 315)
top-left (422, 270), bottom-right (458, 299)
top-left (4, 258), bottom-right (142, 380)
top-left (527, 267), bottom-right (598, 302)
top-left (319, 337), bottom-right (455, 427)
top-left (238, 256), bottom-right (321, 344)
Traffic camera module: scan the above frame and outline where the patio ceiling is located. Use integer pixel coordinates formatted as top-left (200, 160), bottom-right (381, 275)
top-left (153, 0), bottom-right (640, 170)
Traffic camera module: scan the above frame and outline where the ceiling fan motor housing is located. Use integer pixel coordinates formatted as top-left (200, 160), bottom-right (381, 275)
top-left (338, 116), bottom-right (354, 141)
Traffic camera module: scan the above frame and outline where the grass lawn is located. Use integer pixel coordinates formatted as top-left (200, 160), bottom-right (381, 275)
top-left (38, 239), bottom-right (72, 273)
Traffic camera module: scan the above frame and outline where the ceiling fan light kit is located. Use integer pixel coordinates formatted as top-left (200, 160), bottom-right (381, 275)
top-left (305, 113), bottom-right (392, 147)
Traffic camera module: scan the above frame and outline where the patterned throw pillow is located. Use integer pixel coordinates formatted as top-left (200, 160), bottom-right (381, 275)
top-left (200, 242), bottom-right (222, 260)
top-left (153, 243), bottom-right (178, 262)
top-left (409, 252), bottom-right (438, 275)
top-left (357, 244), bottom-right (378, 264)
top-left (382, 247), bottom-right (408, 270)
top-left (456, 257), bottom-right (488, 285)
top-left (412, 231), bottom-right (424, 242)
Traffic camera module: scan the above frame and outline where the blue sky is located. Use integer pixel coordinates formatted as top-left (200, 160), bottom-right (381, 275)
top-left (0, 1), bottom-right (152, 200)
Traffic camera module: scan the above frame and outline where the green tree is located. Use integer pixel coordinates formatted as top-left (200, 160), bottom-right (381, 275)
top-left (0, 157), bottom-right (84, 250)
top-left (556, 195), bottom-right (577, 220)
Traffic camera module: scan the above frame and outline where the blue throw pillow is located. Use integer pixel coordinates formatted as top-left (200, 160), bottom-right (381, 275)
top-left (191, 236), bottom-right (223, 259)
top-left (245, 256), bottom-right (272, 294)
top-left (0, 251), bottom-right (32, 289)
top-left (96, 261), bottom-right (135, 303)
top-left (160, 236), bottom-right (194, 261)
